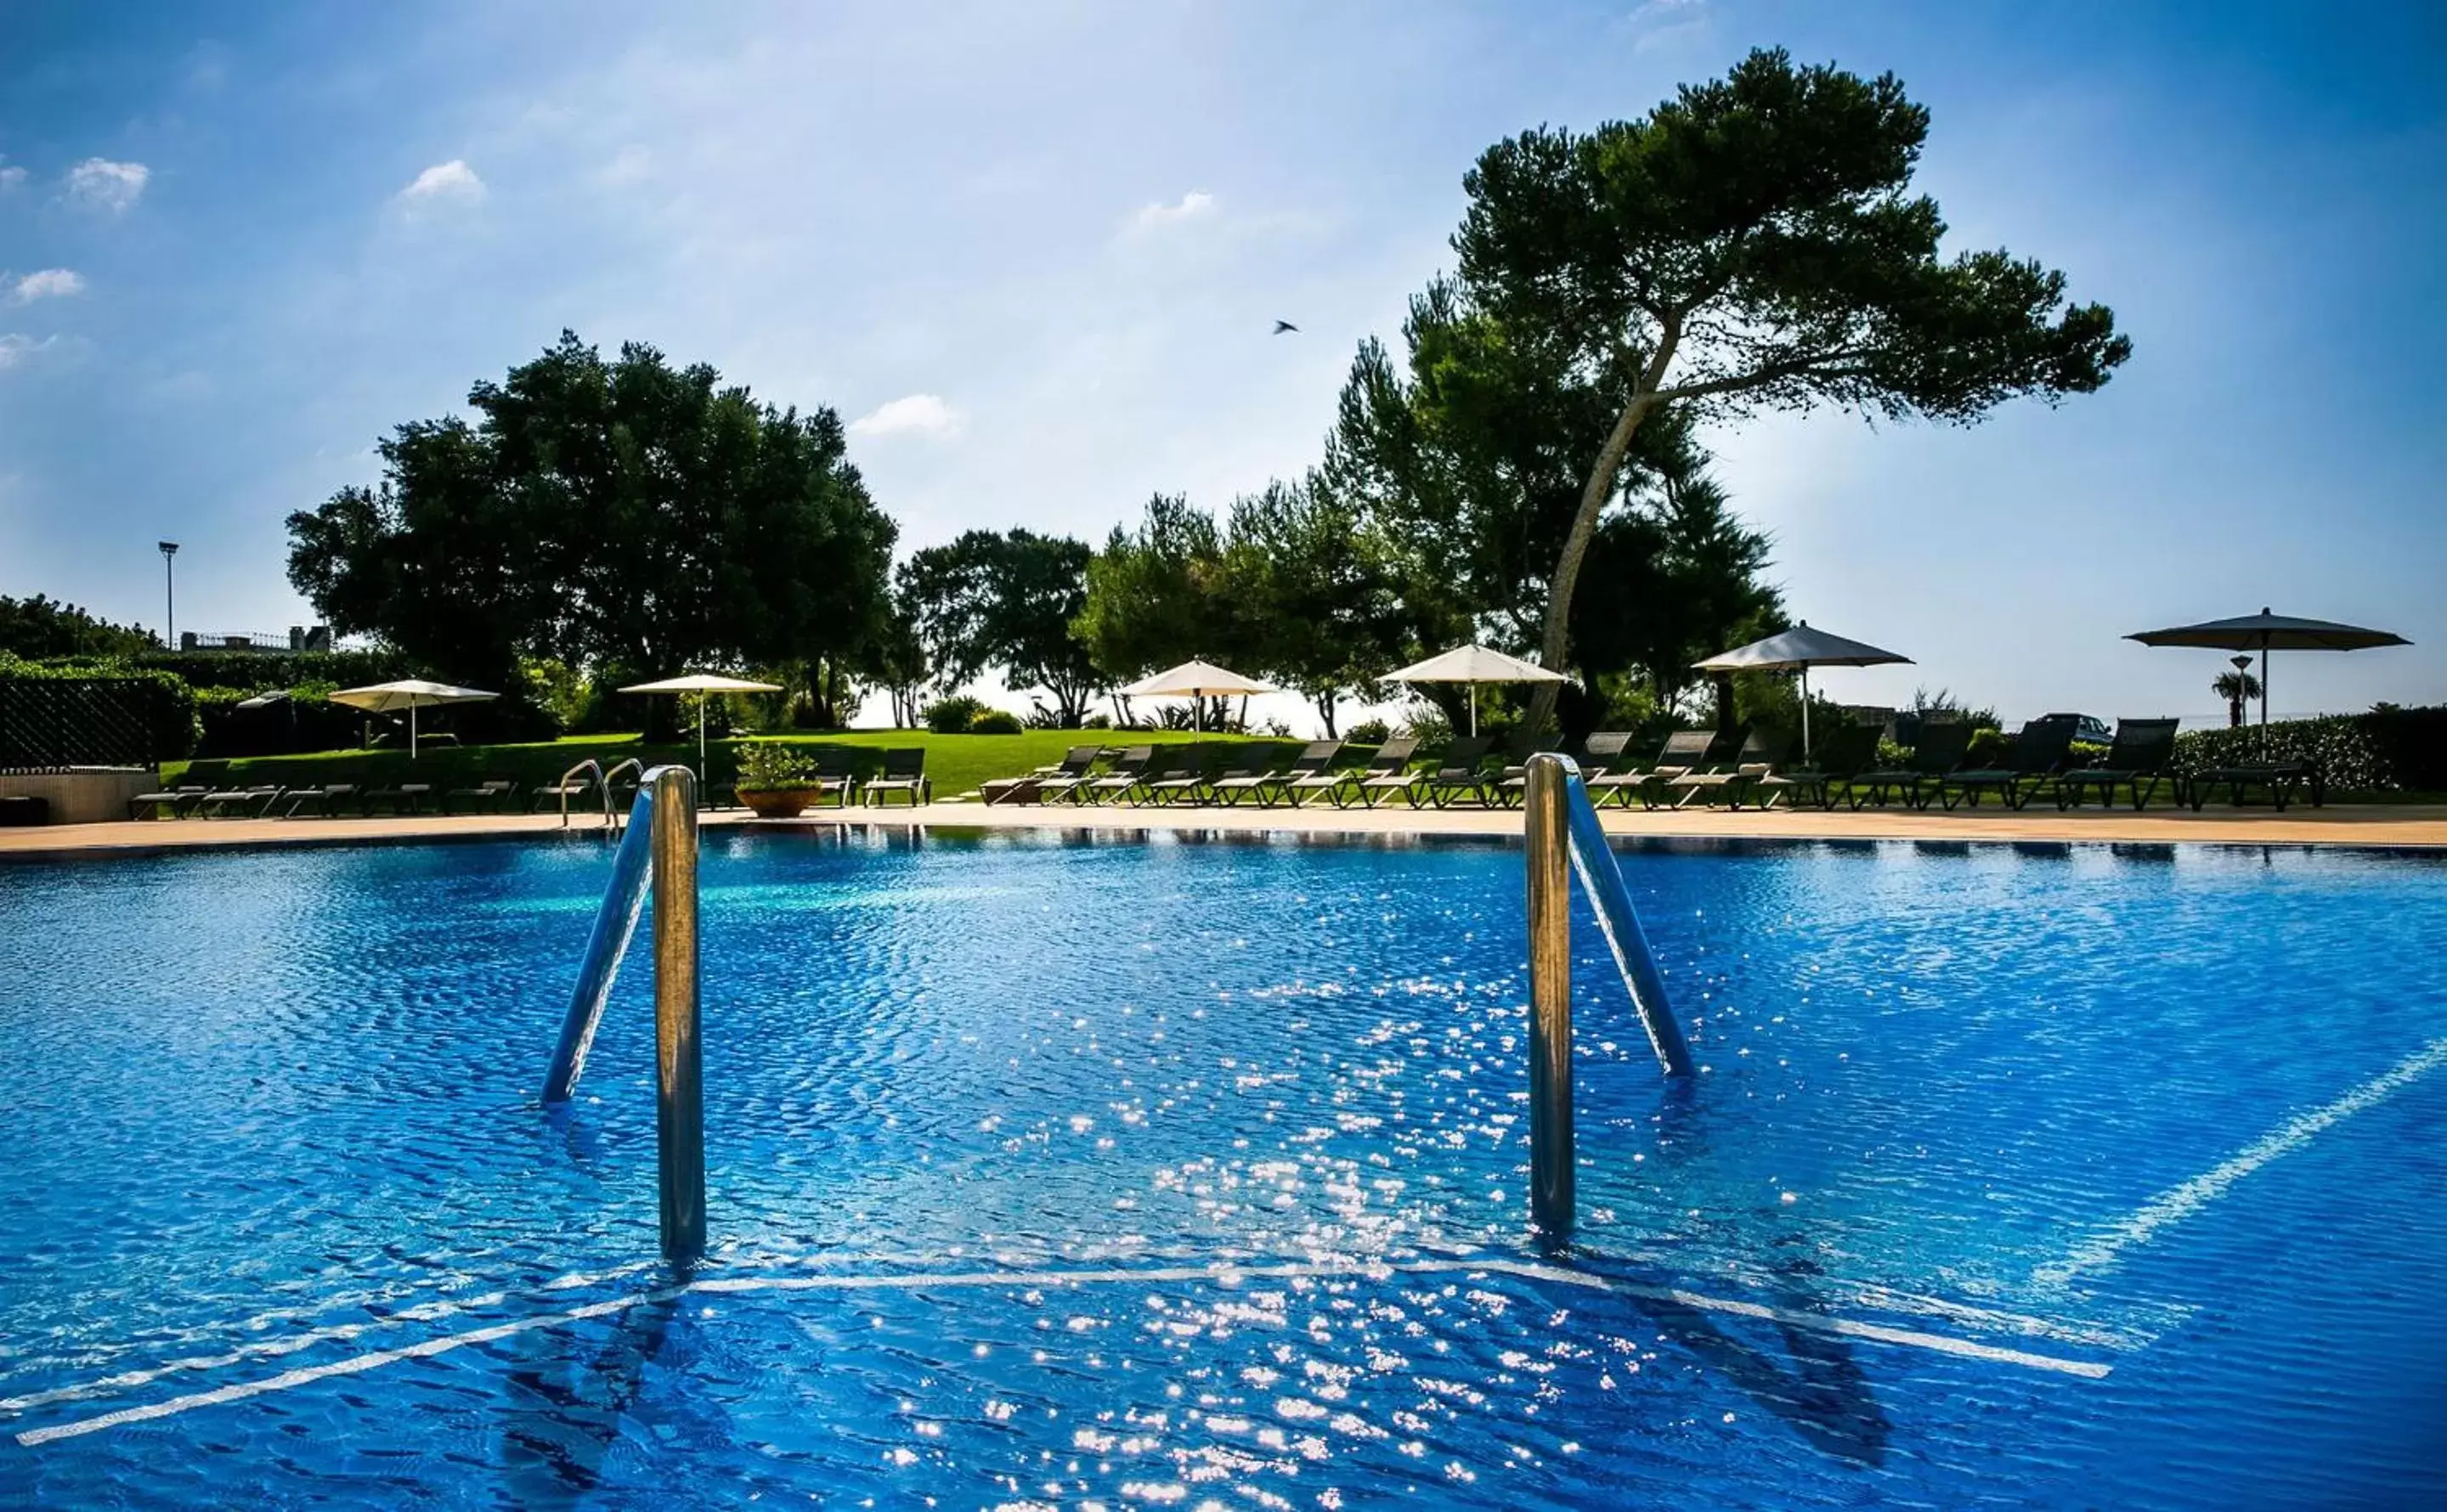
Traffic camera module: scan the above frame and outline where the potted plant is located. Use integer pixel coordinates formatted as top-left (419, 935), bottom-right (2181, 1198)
top-left (734, 741), bottom-right (828, 818)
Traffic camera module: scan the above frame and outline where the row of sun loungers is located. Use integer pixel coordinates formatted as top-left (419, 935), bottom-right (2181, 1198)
top-left (127, 778), bottom-right (529, 821)
top-left (970, 715), bottom-right (2240, 813)
top-left (119, 719), bottom-right (2286, 824)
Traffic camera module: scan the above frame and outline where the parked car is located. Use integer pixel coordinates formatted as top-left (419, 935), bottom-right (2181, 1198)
top-left (2045, 714), bottom-right (2114, 744)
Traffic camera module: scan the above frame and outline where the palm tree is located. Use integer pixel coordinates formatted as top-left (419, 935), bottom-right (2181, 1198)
top-left (2212, 669), bottom-right (2262, 728)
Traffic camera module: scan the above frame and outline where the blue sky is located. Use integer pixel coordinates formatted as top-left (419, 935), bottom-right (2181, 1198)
top-left (3, 0), bottom-right (2442, 727)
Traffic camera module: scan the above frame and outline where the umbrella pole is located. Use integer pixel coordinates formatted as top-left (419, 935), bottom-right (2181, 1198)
top-left (698, 693), bottom-right (708, 776)
top-left (1469, 685), bottom-right (1478, 739)
top-left (2260, 646), bottom-right (2270, 759)
top-left (1800, 667), bottom-right (1812, 763)
top-left (410, 704), bottom-right (418, 760)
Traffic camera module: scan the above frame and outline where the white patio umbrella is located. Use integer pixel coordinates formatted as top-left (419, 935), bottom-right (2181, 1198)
top-left (1692, 622), bottom-right (1913, 761)
top-left (1380, 644), bottom-right (1566, 737)
top-left (619, 673), bottom-right (787, 773)
top-left (2127, 607), bottom-right (2408, 742)
top-left (1116, 659), bottom-right (1274, 733)
top-left (327, 680), bottom-right (499, 759)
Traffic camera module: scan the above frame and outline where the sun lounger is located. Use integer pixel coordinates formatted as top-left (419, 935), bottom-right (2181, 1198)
top-left (1748, 722), bottom-right (1877, 811)
top-left (195, 785), bottom-right (286, 818)
top-left (1201, 753), bottom-right (1279, 806)
top-left (2054, 718), bottom-right (2180, 810)
top-left (529, 775), bottom-right (597, 812)
top-left (1423, 737), bottom-right (1499, 809)
top-left (1586, 730), bottom-right (1716, 810)
top-left (1938, 716), bottom-right (2078, 810)
top-left (1337, 736), bottom-right (1424, 808)
top-left (985, 745), bottom-right (1101, 805)
top-left (444, 779), bottom-right (517, 814)
top-left (1668, 731), bottom-right (1787, 809)
top-left (861, 748), bottom-right (930, 806)
top-left (1492, 732), bottom-right (1633, 806)
top-left (1082, 745), bottom-right (1158, 804)
top-left (1276, 742), bottom-right (1352, 807)
top-left (127, 784), bottom-right (212, 820)
top-left (1141, 744), bottom-right (1218, 805)
top-left (363, 782), bottom-right (435, 815)
top-left (2186, 759), bottom-right (2321, 812)
top-left (280, 783), bottom-right (364, 818)
top-left (1488, 731), bottom-right (1573, 809)
top-left (805, 751), bottom-right (858, 807)
top-left (1847, 719), bottom-right (1973, 810)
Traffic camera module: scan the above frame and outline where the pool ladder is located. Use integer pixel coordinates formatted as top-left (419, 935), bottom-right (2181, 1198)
top-left (1523, 753), bottom-right (1693, 1236)
top-left (541, 764), bottom-right (706, 1263)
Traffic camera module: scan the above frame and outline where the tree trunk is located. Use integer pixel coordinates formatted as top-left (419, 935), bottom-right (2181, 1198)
top-left (1315, 693), bottom-right (1338, 740)
top-left (1524, 391), bottom-right (1662, 734)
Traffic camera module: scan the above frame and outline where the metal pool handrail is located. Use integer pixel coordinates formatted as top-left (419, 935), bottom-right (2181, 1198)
top-left (540, 764), bottom-right (705, 1263)
top-left (602, 759), bottom-right (646, 831)
top-left (555, 759), bottom-right (610, 829)
top-left (1523, 753), bottom-right (1695, 1233)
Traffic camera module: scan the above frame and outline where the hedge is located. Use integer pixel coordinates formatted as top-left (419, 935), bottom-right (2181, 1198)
top-left (2173, 706), bottom-right (2447, 794)
top-left (0, 659), bottom-right (199, 765)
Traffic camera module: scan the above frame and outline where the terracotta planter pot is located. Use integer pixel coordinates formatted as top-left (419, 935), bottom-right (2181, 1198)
top-left (739, 786), bottom-right (826, 819)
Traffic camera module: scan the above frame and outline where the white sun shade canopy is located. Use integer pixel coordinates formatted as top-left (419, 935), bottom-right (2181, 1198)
top-left (326, 680), bottom-right (500, 713)
top-left (1381, 644), bottom-right (1568, 685)
top-left (1117, 659), bottom-right (1275, 697)
top-left (618, 674), bottom-right (787, 694)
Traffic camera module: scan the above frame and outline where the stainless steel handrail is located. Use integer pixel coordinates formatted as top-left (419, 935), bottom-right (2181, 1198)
top-left (1523, 753), bottom-right (1696, 1234)
top-left (555, 759), bottom-right (608, 829)
top-left (602, 759), bottom-right (645, 832)
top-left (540, 764), bottom-right (705, 1264)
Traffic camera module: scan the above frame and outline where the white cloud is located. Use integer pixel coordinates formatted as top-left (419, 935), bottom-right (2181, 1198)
top-left (65, 157), bottom-right (150, 213)
top-left (0, 163), bottom-right (25, 191)
top-left (1127, 189), bottom-right (1216, 233)
top-left (10, 268), bottom-right (86, 302)
top-left (397, 159), bottom-right (486, 205)
top-left (0, 334), bottom-right (59, 370)
top-left (849, 392), bottom-right (962, 439)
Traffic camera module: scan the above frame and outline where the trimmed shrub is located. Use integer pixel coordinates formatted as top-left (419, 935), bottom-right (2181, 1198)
top-left (2174, 715), bottom-right (2390, 792)
top-left (0, 658), bottom-right (199, 764)
top-left (1964, 726), bottom-right (2010, 769)
top-left (1345, 718), bottom-right (1393, 746)
top-left (924, 695), bottom-right (986, 733)
top-left (969, 708), bottom-right (1024, 735)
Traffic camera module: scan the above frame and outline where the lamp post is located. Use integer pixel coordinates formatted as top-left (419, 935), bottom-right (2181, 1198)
top-left (157, 541), bottom-right (180, 649)
top-left (2228, 653), bottom-right (2254, 732)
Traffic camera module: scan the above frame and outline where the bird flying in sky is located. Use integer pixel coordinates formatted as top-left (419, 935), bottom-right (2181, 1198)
top-left (1272, 320), bottom-right (1299, 335)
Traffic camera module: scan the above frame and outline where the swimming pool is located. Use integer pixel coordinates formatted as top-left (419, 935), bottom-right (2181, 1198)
top-left (3, 829), bottom-right (2443, 1507)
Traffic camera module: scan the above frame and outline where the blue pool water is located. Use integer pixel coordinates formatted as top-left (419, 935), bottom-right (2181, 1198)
top-left (3, 829), bottom-right (2444, 1508)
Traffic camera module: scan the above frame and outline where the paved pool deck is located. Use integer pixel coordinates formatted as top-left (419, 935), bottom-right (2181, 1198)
top-left (7, 798), bottom-right (2446, 859)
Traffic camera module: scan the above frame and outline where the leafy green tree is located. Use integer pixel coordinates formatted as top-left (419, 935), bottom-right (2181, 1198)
top-left (286, 333), bottom-right (896, 732)
top-left (1567, 431), bottom-right (1783, 714)
top-left (1076, 494), bottom-right (1235, 684)
top-left (896, 528), bottom-right (1103, 726)
top-left (0, 595), bottom-right (157, 659)
top-left (1415, 48), bottom-right (2132, 726)
top-left (1222, 479), bottom-right (1413, 737)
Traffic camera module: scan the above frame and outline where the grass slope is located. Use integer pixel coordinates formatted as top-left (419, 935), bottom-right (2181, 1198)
top-left (167, 729), bottom-right (1283, 804)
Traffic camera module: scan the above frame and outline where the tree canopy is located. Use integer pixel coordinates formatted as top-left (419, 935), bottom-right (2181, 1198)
top-left (896, 528), bottom-right (1104, 725)
top-left (1077, 485), bottom-right (1415, 736)
top-left (0, 595), bottom-right (156, 660)
top-left (286, 333), bottom-right (896, 718)
top-left (1420, 46), bottom-right (2129, 725)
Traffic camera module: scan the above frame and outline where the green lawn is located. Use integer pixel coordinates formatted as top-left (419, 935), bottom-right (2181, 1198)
top-left (166, 729), bottom-right (1281, 804)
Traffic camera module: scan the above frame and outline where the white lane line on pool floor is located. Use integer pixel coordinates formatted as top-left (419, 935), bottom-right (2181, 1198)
top-left (0, 1251), bottom-right (938, 1417)
top-left (2036, 1035), bottom-right (2447, 1289)
top-left (14, 1257), bottom-right (2111, 1445)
